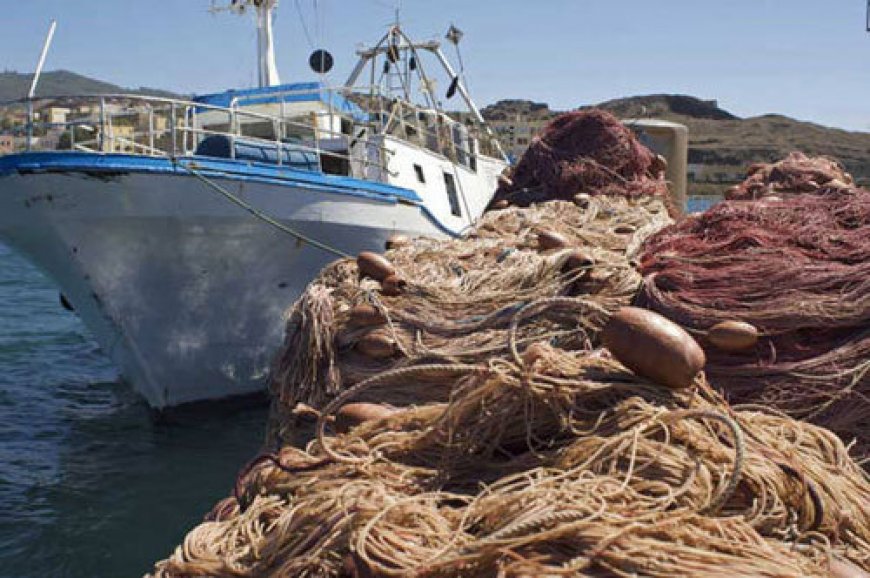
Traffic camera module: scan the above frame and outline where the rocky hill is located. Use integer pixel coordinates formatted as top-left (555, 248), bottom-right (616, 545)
top-left (483, 94), bottom-right (870, 187)
top-left (480, 99), bottom-right (552, 121)
top-left (595, 95), bottom-right (870, 186)
top-left (0, 70), bottom-right (179, 102)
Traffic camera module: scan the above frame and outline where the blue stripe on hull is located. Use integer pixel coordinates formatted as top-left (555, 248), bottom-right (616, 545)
top-left (0, 152), bottom-right (460, 236)
top-left (0, 152), bottom-right (421, 202)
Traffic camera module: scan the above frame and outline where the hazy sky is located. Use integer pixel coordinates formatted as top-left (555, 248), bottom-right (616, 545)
top-left (2, 1), bottom-right (869, 131)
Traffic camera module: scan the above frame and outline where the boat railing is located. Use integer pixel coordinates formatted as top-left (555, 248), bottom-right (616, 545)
top-left (0, 92), bottom-right (400, 178)
top-left (214, 83), bottom-right (503, 162)
top-left (0, 86), bottom-right (504, 176)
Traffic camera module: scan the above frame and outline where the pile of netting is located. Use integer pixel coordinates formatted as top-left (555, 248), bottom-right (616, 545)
top-left (490, 109), bottom-right (670, 208)
top-left (149, 346), bottom-right (870, 577)
top-left (638, 181), bottom-right (869, 460)
top-left (268, 194), bottom-right (671, 444)
top-left (725, 151), bottom-right (855, 200)
top-left (146, 120), bottom-right (870, 576)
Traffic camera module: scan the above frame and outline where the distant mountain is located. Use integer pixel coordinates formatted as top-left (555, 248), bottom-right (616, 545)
top-left (593, 94), bottom-right (738, 121)
top-left (481, 94), bottom-right (870, 187)
top-left (0, 70), bottom-right (180, 102)
top-left (480, 99), bottom-right (552, 121)
top-left (592, 95), bottom-right (870, 187)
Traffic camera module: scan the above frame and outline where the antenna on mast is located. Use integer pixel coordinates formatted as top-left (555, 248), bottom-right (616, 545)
top-left (26, 19), bottom-right (57, 151)
top-left (211, 0), bottom-right (281, 87)
top-left (29, 20), bottom-right (57, 99)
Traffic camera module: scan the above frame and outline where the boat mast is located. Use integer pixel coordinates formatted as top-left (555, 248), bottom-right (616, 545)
top-left (218, 0), bottom-right (281, 87)
top-left (345, 24), bottom-right (508, 162)
top-left (254, 0), bottom-right (281, 87)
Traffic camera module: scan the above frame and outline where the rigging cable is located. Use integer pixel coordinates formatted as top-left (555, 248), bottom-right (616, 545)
top-left (294, 0), bottom-right (316, 49)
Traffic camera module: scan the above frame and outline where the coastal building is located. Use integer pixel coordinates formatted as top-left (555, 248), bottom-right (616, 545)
top-left (45, 106), bottom-right (71, 126)
top-left (488, 115), bottom-right (549, 160)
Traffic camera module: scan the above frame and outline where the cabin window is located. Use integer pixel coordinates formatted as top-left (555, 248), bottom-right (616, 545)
top-left (413, 164), bottom-right (426, 183)
top-left (443, 172), bottom-right (462, 217)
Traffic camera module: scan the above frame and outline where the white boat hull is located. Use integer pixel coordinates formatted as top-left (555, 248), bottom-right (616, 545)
top-left (0, 161), bottom-right (453, 407)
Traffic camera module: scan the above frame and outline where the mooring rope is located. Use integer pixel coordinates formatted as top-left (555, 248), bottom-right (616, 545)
top-left (173, 158), bottom-right (351, 259)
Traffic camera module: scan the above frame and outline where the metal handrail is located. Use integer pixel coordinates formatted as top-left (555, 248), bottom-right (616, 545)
top-left (1, 93), bottom-right (378, 172)
top-left (0, 89), bottom-right (502, 177)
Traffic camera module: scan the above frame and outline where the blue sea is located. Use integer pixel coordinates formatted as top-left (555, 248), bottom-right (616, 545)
top-left (0, 196), bottom-right (719, 578)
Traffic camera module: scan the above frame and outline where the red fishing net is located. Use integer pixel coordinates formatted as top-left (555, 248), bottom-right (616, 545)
top-left (725, 151), bottom-right (855, 200)
top-left (491, 109), bottom-right (669, 207)
top-left (637, 188), bottom-right (870, 458)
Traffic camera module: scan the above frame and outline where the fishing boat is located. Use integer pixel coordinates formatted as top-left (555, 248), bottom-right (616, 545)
top-left (0, 1), bottom-right (510, 407)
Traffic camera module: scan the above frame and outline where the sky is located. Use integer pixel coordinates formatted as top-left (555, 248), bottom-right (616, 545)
top-left (1, 0), bottom-right (869, 131)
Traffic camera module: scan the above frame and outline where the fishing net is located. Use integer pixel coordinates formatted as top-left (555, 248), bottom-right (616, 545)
top-left (267, 194), bottom-right (671, 445)
top-left (724, 151), bottom-right (855, 200)
top-left (147, 117), bottom-right (870, 576)
top-left (490, 109), bottom-right (671, 208)
top-left (148, 349), bottom-right (869, 577)
top-left (637, 186), bottom-right (870, 459)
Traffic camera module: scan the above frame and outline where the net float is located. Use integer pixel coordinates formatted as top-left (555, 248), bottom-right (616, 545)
top-left (381, 274), bottom-right (407, 296)
top-left (563, 249), bottom-right (595, 276)
top-left (385, 234), bottom-right (411, 251)
top-left (348, 303), bottom-right (387, 327)
top-left (706, 320), bottom-right (758, 352)
top-left (334, 402), bottom-right (397, 434)
top-left (602, 306), bottom-right (705, 390)
top-left (613, 224), bottom-right (636, 235)
top-left (537, 230), bottom-right (569, 251)
top-left (356, 330), bottom-right (397, 359)
top-left (357, 251), bottom-right (395, 282)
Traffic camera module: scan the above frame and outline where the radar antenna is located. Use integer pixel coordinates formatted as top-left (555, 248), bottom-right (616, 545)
top-left (211, 0), bottom-right (281, 87)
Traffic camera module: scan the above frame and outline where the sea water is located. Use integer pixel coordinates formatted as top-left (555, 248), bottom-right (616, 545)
top-left (0, 196), bottom-right (718, 578)
top-left (0, 241), bottom-right (268, 578)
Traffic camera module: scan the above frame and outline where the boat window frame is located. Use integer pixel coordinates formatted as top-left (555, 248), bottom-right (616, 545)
top-left (442, 171), bottom-right (461, 217)
top-left (413, 163), bottom-right (426, 183)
